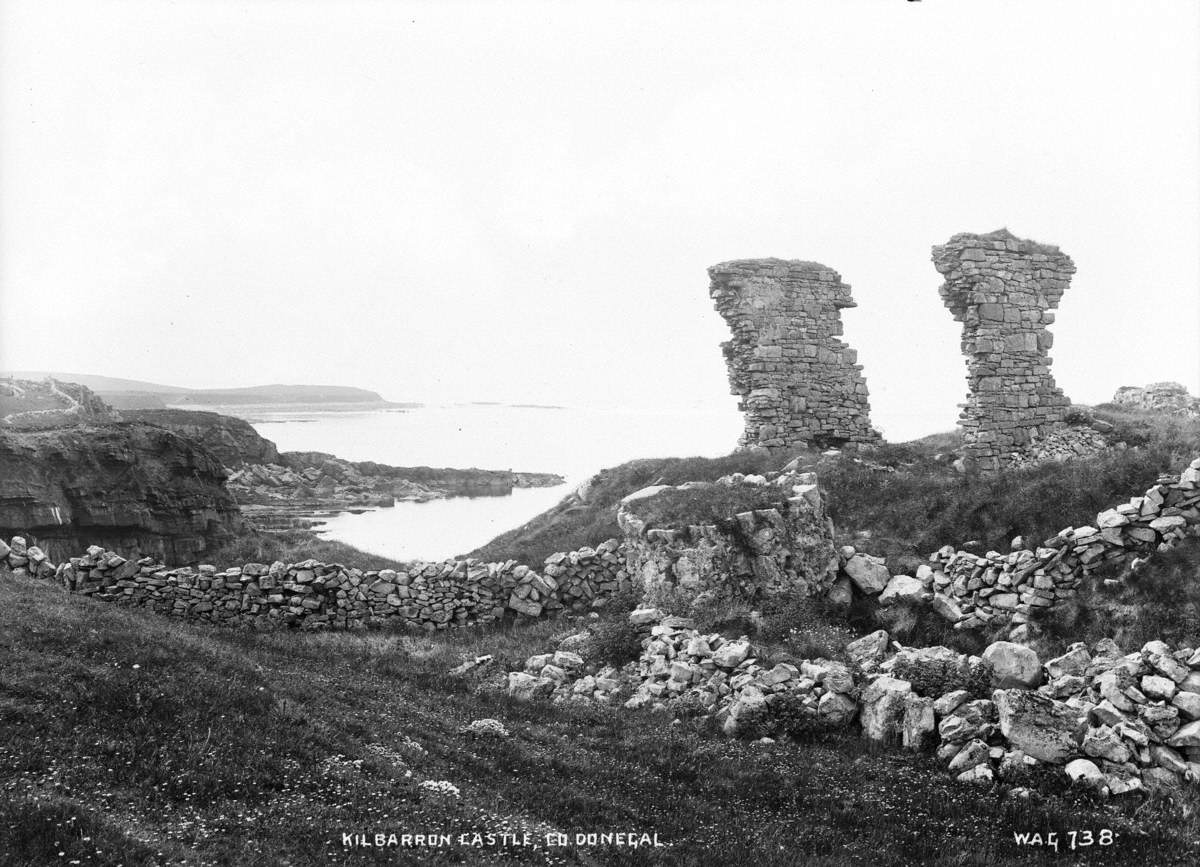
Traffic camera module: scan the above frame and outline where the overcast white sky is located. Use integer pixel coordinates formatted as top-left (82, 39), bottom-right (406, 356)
top-left (2, 0), bottom-right (1197, 441)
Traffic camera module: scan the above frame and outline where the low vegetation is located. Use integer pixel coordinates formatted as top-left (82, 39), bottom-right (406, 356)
top-left (202, 527), bottom-right (409, 572)
top-left (626, 483), bottom-right (790, 530)
top-left (1030, 535), bottom-right (1200, 655)
top-left (468, 451), bottom-right (793, 566)
top-left (4, 573), bottom-right (1199, 866)
top-left (472, 406), bottom-right (1199, 574)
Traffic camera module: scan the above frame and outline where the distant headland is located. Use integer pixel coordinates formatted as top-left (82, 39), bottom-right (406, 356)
top-left (1, 371), bottom-right (418, 412)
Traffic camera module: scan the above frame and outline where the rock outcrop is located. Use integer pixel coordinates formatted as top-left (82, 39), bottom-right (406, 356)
top-left (121, 408), bottom-right (281, 467)
top-left (709, 258), bottom-right (879, 452)
top-left (0, 424), bottom-right (244, 562)
top-left (932, 229), bottom-right (1075, 471)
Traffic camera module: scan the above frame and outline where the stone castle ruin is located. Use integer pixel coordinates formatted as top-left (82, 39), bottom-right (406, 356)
top-left (932, 229), bottom-right (1076, 471)
top-left (709, 258), bottom-right (879, 451)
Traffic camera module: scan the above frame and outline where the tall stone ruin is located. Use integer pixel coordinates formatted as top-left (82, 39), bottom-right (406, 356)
top-left (709, 258), bottom-right (879, 451)
top-left (932, 229), bottom-right (1075, 471)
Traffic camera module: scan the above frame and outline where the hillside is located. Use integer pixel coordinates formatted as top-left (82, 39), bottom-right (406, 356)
top-left (472, 406), bottom-right (1200, 570)
top-left (4, 571), bottom-right (1196, 867)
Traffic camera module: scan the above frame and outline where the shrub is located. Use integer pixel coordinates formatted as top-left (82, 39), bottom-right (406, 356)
top-left (891, 656), bottom-right (993, 700)
top-left (588, 614), bottom-right (644, 667)
top-left (770, 692), bottom-right (835, 741)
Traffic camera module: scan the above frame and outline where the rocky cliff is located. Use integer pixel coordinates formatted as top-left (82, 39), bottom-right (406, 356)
top-left (0, 423), bottom-right (244, 563)
top-left (120, 408), bottom-right (281, 467)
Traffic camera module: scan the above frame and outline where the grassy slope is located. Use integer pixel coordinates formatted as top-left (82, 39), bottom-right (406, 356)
top-left (473, 407), bottom-right (1200, 572)
top-left (3, 574), bottom-right (1198, 867)
top-left (202, 528), bottom-right (412, 572)
top-left (469, 452), bottom-right (792, 565)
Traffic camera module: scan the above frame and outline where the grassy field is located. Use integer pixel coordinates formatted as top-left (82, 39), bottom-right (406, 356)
top-left (3, 573), bottom-right (1199, 866)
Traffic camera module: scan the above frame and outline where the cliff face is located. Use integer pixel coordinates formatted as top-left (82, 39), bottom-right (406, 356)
top-left (0, 423), bottom-right (244, 563)
top-left (120, 409), bottom-right (281, 467)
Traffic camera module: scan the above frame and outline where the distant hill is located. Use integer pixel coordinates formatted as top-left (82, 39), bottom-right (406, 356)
top-left (174, 384), bottom-right (386, 405)
top-left (2, 372), bottom-right (407, 410)
top-left (3, 371), bottom-right (189, 395)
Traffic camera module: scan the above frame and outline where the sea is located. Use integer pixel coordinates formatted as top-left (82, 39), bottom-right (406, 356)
top-left (247, 403), bottom-right (746, 562)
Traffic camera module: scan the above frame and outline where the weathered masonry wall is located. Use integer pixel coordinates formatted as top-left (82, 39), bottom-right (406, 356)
top-left (616, 471), bottom-right (838, 607)
top-left (709, 258), bottom-right (879, 452)
top-left (0, 536), bottom-right (630, 630)
top-left (932, 229), bottom-right (1075, 471)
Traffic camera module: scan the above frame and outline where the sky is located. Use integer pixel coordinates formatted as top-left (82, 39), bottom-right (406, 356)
top-left (1, 0), bottom-right (1198, 442)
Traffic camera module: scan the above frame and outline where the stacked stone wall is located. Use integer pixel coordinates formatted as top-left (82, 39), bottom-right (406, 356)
top-left (709, 258), bottom-right (878, 451)
top-left (0, 535), bottom-right (630, 630)
top-left (932, 229), bottom-right (1075, 470)
top-left (925, 458), bottom-right (1200, 630)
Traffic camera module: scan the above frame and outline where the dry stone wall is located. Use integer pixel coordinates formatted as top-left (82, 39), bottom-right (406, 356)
top-left (925, 458), bottom-right (1200, 631)
top-left (0, 535), bottom-right (631, 630)
top-left (709, 258), bottom-right (879, 451)
top-left (932, 229), bottom-right (1075, 471)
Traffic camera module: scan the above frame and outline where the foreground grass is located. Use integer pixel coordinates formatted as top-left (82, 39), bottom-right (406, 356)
top-left (3, 576), bottom-right (1199, 866)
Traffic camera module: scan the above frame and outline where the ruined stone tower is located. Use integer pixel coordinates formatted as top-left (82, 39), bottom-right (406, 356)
top-left (932, 229), bottom-right (1075, 471)
top-left (709, 258), bottom-right (879, 452)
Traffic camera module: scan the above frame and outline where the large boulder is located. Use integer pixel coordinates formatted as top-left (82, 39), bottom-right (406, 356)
top-left (878, 575), bottom-right (929, 606)
top-left (859, 676), bottom-right (913, 745)
top-left (982, 641), bottom-right (1042, 689)
top-left (938, 699), bottom-right (997, 744)
top-left (844, 554), bottom-right (890, 594)
top-left (507, 672), bottom-right (556, 702)
top-left (723, 686), bottom-right (768, 737)
top-left (845, 630), bottom-right (890, 670)
top-left (1064, 758), bottom-right (1106, 788)
top-left (818, 691), bottom-right (858, 726)
top-left (994, 689), bottom-right (1086, 763)
top-left (712, 638), bottom-right (752, 669)
top-left (902, 694), bottom-right (937, 751)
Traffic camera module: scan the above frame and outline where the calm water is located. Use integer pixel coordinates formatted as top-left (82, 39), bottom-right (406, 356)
top-left (250, 403), bottom-right (744, 561)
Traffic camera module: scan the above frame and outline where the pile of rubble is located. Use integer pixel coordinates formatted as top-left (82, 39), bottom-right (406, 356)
top-left (504, 609), bottom-right (1200, 795)
top-left (1112, 382), bottom-right (1200, 417)
top-left (1004, 425), bottom-right (1112, 469)
top-left (855, 634), bottom-right (1200, 795)
top-left (507, 607), bottom-right (858, 737)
